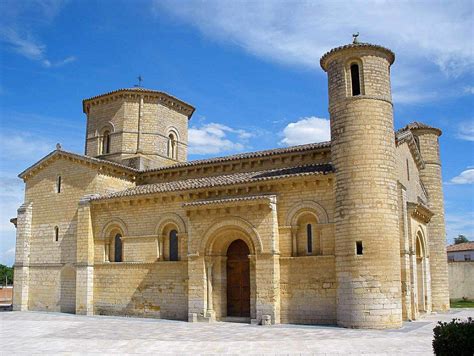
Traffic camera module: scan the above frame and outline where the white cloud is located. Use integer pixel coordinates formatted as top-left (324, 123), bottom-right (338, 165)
top-left (446, 212), bottom-right (474, 243)
top-left (457, 121), bottom-right (474, 141)
top-left (0, 1), bottom-right (75, 68)
top-left (153, 1), bottom-right (473, 75)
top-left (280, 117), bottom-right (330, 146)
top-left (0, 132), bottom-right (52, 161)
top-left (188, 123), bottom-right (252, 155)
top-left (449, 168), bottom-right (474, 185)
top-left (0, 176), bottom-right (24, 266)
top-left (153, 0), bottom-right (473, 103)
top-left (464, 86), bottom-right (474, 95)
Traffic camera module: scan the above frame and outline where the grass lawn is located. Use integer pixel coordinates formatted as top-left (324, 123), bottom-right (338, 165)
top-left (450, 299), bottom-right (474, 308)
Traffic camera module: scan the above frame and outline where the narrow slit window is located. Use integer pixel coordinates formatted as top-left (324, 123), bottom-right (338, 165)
top-left (114, 234), bottom-right (123, 262)
top-left (102, 130), bottom-right (110, 154)
top-left (307, 224), bottom-right (313, 254)
top-left (356, 241), bottom-right (363, 255)
top-left (350, 63), bottom-right (361, 96)
top-left (56, 176), bottom-right (61, 193)
top-left (55, 226), bottom-right (59, 242)
top-left (169, 229), bottom-right (179, 261)
top-left (406, 159), bottom-right (410, 181)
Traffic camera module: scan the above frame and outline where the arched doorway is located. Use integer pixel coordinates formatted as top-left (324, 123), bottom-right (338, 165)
top-left (226, 239), bottom-right (250, 318)
top-left (416, 233), bottom-right (427, 313)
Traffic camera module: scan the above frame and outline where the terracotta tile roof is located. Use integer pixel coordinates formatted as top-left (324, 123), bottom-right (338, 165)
top-left (320, 42), bottom-right (395, 70)
top-left (143, 141), bottom-right (332, 173)
top-left (447, 242), bottom-right (474, 253)
top-left (92, 163), bottom-right (333, 201)
top-left (18, 149), bottom-right (138, 180)
top-left (183, 194), bottom-right (275, 208)
top-left (396, 121), bottom-right (442, 136)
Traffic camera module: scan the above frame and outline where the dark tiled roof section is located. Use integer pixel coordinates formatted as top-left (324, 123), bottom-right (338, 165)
top-left (396, 121), bottom-right (442, 136)
top-left (18, 149), bottom-right (138, 179)
top-left (320, 42), bottom-right (395, 71)
top-left (92, 163), bottom-right (333, 201)
top-left (447, 242), bottom-right (474, 253)
top-left (82, 87), bottom-right (195, 117)
top-left (183, 194), bottom-right (275, 208)
top-left (143, 141), bottom-right (332, 173)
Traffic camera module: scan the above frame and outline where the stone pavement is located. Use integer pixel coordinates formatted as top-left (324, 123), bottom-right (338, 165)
top-left (1, 309), bottom-right (472, 355)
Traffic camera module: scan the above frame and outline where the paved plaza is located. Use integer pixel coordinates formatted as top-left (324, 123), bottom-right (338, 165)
top-left (1, 309), bottom-right (472, 355)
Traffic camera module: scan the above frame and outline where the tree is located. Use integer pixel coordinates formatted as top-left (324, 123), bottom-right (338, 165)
top-left (0, 264), bottom-right (13, 286)
top-left (454, 235), bottom-right (469, 245)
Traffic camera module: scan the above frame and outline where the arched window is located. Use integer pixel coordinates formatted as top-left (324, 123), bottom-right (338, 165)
top-left (350, 63), bottom-right (361, 96)
top-left (114, 234), bottom-right (123, 262)
top-left (168, 132), bottom-right (177, 160)
top-left (56, 176), bottom-right (61, 193)
top-left (101, 130), bottom-right (110, 154)
top-left (306, 224), bottom-right (313, 254)
top-left (295, 213), bottom-right (320, 256)
top-left (55, 226), bottom-right (59, 242)
top-left (169, 229), bottom-right (178, 261)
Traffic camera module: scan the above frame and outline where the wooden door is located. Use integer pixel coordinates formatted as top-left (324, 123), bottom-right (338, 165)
top-left (226, 239), bottom-right (250, 317)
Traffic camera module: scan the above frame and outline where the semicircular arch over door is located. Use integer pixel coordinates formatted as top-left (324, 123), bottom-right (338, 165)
top-left (226, 239), bottom-right (250, 318)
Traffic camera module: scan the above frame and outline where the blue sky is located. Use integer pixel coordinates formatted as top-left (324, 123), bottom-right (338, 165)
top-left (0, 0), bottom-right (473, 266)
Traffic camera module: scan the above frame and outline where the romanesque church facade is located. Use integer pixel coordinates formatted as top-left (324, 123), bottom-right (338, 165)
top-left (12, 41), bottom-right (450, 329)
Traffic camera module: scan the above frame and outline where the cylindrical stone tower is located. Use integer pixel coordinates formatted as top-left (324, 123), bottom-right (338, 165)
top-left (321, 42), bottom-right (402, 328)
top-left (410, 126), bottom-right (450, 312)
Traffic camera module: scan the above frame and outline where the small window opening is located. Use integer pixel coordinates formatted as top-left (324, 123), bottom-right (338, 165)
top-left (465, 254), bottom-right (471, 262)
top-left (55, 226), bottom-right (59, 242)
top-left (102, 130), bottom-right (110, 154)
top-left (406, 159), bottom-right (410, 181)
top-left (169, 229), bottom-right (179, 261)
top-left (350, 63), bottom-right (361, 96)
top-left (306, 224), bottom-right (313, 254)
top-left (56, 176), bottom-right (61, 193)
top-left (168, 133), bottom-right (177, 160)
top-left (356, 241), bottom-right (363, 255)
top-left (114, 234), bottom-right (123, 262)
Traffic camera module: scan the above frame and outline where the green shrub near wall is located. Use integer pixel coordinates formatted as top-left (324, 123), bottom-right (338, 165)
top-left (432, 317), bottom-right (474, 356)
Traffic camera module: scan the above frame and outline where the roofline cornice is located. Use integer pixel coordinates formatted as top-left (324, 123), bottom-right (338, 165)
top-left (19, 149), bottom-right (138, 182)
top-left (82, 89), bottom-right (195, 118)
top-left (320, 42), bottom-right (395, 71)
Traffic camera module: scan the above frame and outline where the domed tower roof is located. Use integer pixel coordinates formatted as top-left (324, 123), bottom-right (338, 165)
top-left (320, 42), bottom-right (395, 71)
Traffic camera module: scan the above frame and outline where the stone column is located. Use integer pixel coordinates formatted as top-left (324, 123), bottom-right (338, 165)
top-left (205, 257), bottom-right (216, 321)
top-left (75, 195), bottom-right (96, 315)
top-left (104, 243), bottom-right (110, 262)
top-left (255, 253), bottom-right (281, 325)
top-left (291, 226), bottom-right (298, 257)
top-left (399, 186), bottom-right (412, 320)
top-left (187, 254), bottom-right (207, 322)
top-left (13, 203), bottom-right (33, 311)
top-left (159, 234), bottom-right (165, 261)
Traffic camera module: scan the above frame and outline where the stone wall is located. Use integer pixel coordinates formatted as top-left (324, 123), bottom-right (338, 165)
top-left (18, 157), bottom-right (133, 312)
top-left (85, 94), bottom-right (189, 167)
top-left (395, 143), bottom-right (425, 203)
top-left (280, 256), bottom-right (336, 324)
top-left (94, 262), bottom-right (188, 320)
top-left (448, 261), bottom-right (474, 300)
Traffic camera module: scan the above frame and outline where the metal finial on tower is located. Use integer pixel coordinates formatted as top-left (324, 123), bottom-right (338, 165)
top-left (135, 75), bottom-right (143, 88)
top-left (352, 32), bottom-right (359, 44)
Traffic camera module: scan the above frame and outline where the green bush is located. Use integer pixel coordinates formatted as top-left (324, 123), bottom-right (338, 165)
top-left (432, 317), bottom-right (474, 356)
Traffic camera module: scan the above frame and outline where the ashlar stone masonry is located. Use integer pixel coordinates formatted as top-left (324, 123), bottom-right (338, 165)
top-left (12, 40), bottom-right (450, 329)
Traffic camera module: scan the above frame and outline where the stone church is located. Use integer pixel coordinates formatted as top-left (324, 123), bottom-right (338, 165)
top-left (12, 40), bottom-right (450, 329)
